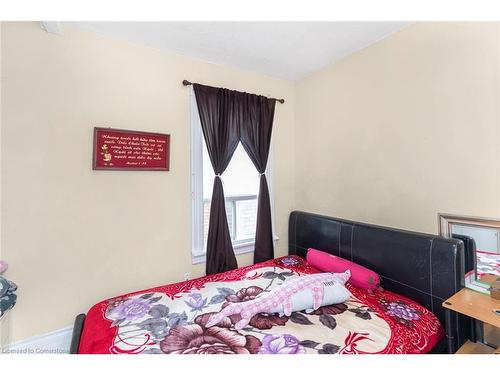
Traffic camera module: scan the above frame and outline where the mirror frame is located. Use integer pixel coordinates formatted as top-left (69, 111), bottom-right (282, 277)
top-left (438, 213), bottom-right (500, 294)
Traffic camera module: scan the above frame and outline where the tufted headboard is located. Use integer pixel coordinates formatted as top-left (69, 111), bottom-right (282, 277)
top-left (288, 211), bottom-right (470, 353)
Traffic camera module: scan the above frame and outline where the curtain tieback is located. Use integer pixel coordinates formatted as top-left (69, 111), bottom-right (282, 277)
top-left (215, 174), bottom-right (224, 184)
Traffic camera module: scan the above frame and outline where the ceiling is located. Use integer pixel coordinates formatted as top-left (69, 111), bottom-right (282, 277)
top-left (66, 22), bottom-right (411, 81)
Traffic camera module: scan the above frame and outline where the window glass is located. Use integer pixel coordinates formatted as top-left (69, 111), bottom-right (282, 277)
top-left (202, 142), bottom-right (259, 248)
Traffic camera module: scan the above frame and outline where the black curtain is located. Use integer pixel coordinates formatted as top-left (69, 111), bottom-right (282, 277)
top-left (194, 83), bottom-right (277, 274)
top-left (193, 84), bottom-right (241, 275)
top-left (240, 95), bottom-right (276, 263)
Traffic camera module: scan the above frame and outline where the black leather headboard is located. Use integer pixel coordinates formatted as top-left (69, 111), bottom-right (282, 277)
top-left (451, 234), bottom-right (476, 275)
top-left (288, 211), bottom-right (470, 351)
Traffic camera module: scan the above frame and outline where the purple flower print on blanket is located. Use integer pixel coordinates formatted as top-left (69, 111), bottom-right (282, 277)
top-left (379, 298), bottom-right (420, 327)
top-left (185, 293), bottom-right (208, 312)
top-left (259, 334), bottom-right (306, 354)
top-left (112, 298), bottom-right (153, 321)
top-left (386, 302), bottom-right (419, 321)
top-left (276, 256), bottom-right (302, 267)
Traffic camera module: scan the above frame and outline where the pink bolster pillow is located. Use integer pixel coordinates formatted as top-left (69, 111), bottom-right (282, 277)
top-left (306, 248), bottom-right (380, 290)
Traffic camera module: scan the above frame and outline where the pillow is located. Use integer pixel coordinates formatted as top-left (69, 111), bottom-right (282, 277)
top-left (268, 271), bottom-right (351, 315)
top-left (307, 248), bottom-right (380, 290)
top-left (0, 260), bottom-right (8, 274)
top-left (206, 272), bottom-right (351, 329)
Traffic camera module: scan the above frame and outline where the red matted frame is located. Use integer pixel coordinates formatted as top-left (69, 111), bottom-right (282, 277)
top-left (92, 127), bottom-right (170, 171)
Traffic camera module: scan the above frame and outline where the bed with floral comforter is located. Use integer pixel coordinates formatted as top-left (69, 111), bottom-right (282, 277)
top-left (78, 256), bottom-right (444, 354)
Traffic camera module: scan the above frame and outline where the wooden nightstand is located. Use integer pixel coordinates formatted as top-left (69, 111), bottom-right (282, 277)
top-left (443, 288), bottom-right (500, 354)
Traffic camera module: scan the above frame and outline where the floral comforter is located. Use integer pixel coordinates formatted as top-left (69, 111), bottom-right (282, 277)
top-left (78, 256), bottom-right (444, 354)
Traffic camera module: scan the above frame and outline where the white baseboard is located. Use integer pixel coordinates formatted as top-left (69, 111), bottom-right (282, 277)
top-left (3, 326), bottom-right (72, 354)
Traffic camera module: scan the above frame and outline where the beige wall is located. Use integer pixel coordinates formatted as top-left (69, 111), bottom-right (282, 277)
top-left (295, 22), bottom-right (500, 235)
top-left (0, 22), bottom-right (2, 265)
top-left (0, 22), bottom-right (295, 342)
top-left (4, 21), bottom-right (500, 344)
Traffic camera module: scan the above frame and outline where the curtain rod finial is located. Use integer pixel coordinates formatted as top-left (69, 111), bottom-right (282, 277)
top-left (276, 98), bottom-right (285, 104)
top-left (182, 80), bottom-right (192, 86)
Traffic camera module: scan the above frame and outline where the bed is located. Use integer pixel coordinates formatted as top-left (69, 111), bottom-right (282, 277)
top-left (71, 211), bottom-right (470, 354)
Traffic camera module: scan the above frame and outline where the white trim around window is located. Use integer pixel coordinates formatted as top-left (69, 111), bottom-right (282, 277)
top-left (190, 87), bottom-right (278, 265)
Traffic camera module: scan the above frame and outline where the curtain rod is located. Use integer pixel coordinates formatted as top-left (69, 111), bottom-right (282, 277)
top-left (182, 80), bottom-right (285, 104)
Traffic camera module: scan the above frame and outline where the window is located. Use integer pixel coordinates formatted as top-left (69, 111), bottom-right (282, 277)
top-left (202, 143), bottom-right (260, 247)
top-left (191, 89), bottom-right (275, 263)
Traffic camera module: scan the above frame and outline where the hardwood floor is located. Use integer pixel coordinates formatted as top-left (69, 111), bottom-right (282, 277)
top-left (456, 340), bottom-right (495, 354)
top-left (484, 323), bottom-right (500, 348)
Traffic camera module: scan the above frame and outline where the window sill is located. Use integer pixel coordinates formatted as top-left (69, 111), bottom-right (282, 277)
top-left (191, 235), bottom-right (279, 265)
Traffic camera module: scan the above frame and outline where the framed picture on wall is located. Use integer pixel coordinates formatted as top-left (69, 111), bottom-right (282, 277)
top-left (93, 127), bottom-right (170, 171)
